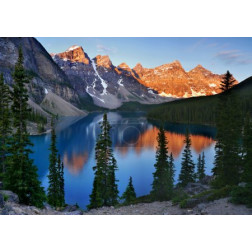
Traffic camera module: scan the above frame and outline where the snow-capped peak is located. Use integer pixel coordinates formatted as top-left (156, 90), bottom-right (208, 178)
top-left (66, 45), bottom-right (81, 52)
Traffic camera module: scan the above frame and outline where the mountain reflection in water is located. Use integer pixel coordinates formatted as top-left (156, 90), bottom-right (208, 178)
top-left (30, 112), bottom-right (216, 209)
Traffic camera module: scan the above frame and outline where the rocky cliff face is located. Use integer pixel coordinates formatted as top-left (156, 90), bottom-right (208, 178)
top-left (133, 61), bottom-right (238, 98)
top-left (0, 37), bottom-right (79, 105)
top-left (52, 46), bottom-right (170, 109)
top-left (52, 45), bottom-right (90, 65)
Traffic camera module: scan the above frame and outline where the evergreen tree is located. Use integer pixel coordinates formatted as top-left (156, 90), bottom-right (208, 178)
top-left (58, 155), bottom-right (65, 207)
top-left (107, 157), bottom-right (119, 206)
top-left (4, 48), bottom-right (45, 207)
top-left (169, 153), bottom-right (175, 185)
top-left (220, 70), bottom-right (236, 92)
top-left (47, 121), bottom-right (65, 207)
top-left (212, 96), bottom-right (242, 188)
top-left (0, 73), bottom-right (11, 178)
top-left (242, 114), bottom-right (252, 183)
top-left (151, 127), bottom-right (173, 200)
top-left (196, 153), bottom-right (206, 181)
top-left (178, 130), bottom-right (195, 187)
top-left (88, 113), bottom-right (119, 209)
top-left (121, 176), bottom-right (136, 205)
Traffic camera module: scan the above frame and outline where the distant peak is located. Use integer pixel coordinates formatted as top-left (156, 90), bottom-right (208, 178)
top-left (95, 55), bottom-right (112, 68)
top-left (190, 64), bottom-right (211, 73)
top-left (54, 45), bottom-right (90, 64)
top-left (133, 63), bottom-right (144, 70)
top-left (171, 60), bottom-right (182, 66)
top-left (118, 62), bottom-right (131, 71)
top-left (66, 45), bottom-right (82, 52)
top-left (195, 64), bottom-right (204, 69)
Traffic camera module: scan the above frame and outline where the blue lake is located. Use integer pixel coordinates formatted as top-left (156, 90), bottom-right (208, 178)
top-left (30, 112), bottom-right (216, 209)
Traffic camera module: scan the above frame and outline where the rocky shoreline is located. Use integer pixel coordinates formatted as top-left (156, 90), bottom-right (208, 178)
top-left (1, 187), bottom-right (251, 215)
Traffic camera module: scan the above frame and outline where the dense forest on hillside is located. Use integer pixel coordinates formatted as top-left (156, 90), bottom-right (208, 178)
top-left (147, 77), bottom-right (252, 125)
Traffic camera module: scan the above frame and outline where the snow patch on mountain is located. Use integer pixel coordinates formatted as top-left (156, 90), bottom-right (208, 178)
top-left (209, 83), bottom-right (217, 88)
top-left (85, 87), bottom-right (105, 103)
top-left (159, 92), bottom-right (178, 98)
top-left (118, 78), bottom-right (123, 86)
top-left (66, 45), bottom-right (81, 52)
top-left (91, 59), bottom-right (108, 95)
top-left (191, 88), bottom-right (206, 97)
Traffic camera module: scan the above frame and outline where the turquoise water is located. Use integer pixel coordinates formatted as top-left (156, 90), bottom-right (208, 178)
top-left (30, 112), bottom-right (216, 209)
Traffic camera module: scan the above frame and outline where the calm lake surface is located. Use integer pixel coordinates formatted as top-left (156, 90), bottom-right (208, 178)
top-left (30, 112), bottom-right (216, 209)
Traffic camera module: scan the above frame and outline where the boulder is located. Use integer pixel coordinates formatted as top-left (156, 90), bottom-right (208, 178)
top-left (0, 190), bottom-right (19, 203)
top-left (63, 204), bottom-right (79, 212)
top-left (184, 183), bottom-right (210, 196)
top-left (200, 175), bottom-right (214, 185)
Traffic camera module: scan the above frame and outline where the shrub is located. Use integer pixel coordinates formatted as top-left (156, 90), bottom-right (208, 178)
top-left (207, 185), bottom-right (234, 201)
top-left (230, 184), bottom-right (252, 208)
top-left (172, 189), bottom-right (189, 205)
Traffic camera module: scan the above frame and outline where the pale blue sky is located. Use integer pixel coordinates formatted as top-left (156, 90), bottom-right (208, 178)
top-left (37, 37), bottom-right (252, 82)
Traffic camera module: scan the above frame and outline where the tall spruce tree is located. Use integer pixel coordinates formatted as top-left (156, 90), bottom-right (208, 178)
top-left (220, 70), bottom-right (236, 92)
top-left (4, 48), bottom-right (45, 207)
top-left (0, 73), bottom-right (11, 178)
top-left (88, 113), bottom-right (119, 209)
top-left (59, 158), bottom-right (65, 207)
top-left (151, 127), bottom-right (173, 200)
top-left (47, 121), bottom-right (65, 207)
top-left (242, 114), bottom-right (252, 183)
top-left (196, 153), bottom-right (206, 181)
top-left (121, 176), bottom-right (137, 205)
top-left (178, 130), bottom-right (195, 187)
top-left (169, 153), bottom-right (175, 185)
top-left (212, 95), bottom-right (242, 188)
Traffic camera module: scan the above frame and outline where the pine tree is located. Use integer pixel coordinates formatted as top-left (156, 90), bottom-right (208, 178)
top-left (4, 48), bottom-right (45, 207)
top-left (47, 121), bottom-right (65, 207)
top-left (107, 157), bottom-right (119, 206)
top-left (178, 130), bottom-right (195, 187)
top-left (88, 113), bottom-right (119, 209)
top-left (59, 159), bottom-right (65, 207)
top-left (242, 114), bottom-right (252, 183)
top-left (0, 73), bottom-right (11, 178)
top-left (169, 153), bottom-right (175, 185)
top-left (151, 127), bottom-right (173, 200)
top-left (121, 176), bottom-right (136, 205)
top-left (220, 70), bottom-right (236, 92)
top-left (196, 153), bottom-right (206, 181)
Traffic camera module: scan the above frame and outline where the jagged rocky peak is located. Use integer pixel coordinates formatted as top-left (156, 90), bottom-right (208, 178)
top-left (133, 63), bottom-right (144, 72)
top-left (117, 62), bottom-right (132, 72)
top-left (95, 55), bottom-right (113, 69)
top-left (157, 60), bottom-right (184, 71)
top-left (54, 45), bottom-right (90, 64)
top-left (189, 64), bottom-right (214, 76)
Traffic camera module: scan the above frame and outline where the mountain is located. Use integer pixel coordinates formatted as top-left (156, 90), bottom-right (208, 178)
top-left (133, 61), bottom-right (238, 98)
top-left (0, 37), bottom-right (85, 116)
top-left (0, 38), bottom-right (240, 114)
top-left (51, 46), bottom-right (171, 109)
top-left (147, 76), bottom-right (252, 125)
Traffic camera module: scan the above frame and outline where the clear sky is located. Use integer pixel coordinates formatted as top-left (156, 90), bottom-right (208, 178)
top-left (37, 37), bottom-right (252, 82)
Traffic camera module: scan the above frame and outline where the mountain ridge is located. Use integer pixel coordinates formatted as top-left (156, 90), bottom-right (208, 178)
top-left (52, 45), bottom-right (238, 100)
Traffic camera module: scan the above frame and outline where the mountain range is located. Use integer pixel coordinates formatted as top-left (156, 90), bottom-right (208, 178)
top-left (0, 37), bottom-right (239, 116)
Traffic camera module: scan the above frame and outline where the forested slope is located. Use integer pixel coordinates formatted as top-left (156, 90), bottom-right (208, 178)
top-left (147, 76), bottom-right (252, 125)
